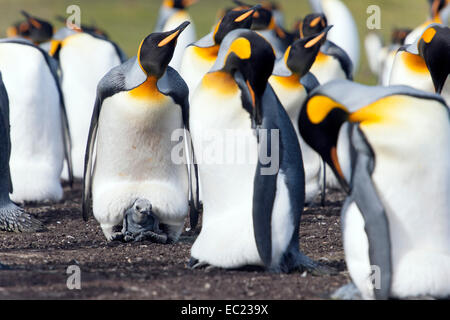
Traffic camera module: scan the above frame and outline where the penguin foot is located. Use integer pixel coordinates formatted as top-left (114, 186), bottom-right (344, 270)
top-left (0, 204), bottom-right (43, 233)
top-left (187, 257), bottom-right (210, 270)
top-left (293, 252), bottom-right (338, 276)
top-left (330, 283), bottom-right (363, 300)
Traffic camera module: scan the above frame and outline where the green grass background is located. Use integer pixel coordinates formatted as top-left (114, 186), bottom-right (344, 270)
top-left (0, 0), bottom-right (431, 84)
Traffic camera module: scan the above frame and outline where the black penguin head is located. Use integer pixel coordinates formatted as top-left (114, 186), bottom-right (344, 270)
top-left (213, 6), bottom-right (258, 44)
top-left (231, 0), bottom-right (274, 30)
top-left (284, 26), bottom-right (332, 76)
top-left (137, 21), bottom-right (190, 78)
top-left (300, 13), bottom-right (328, 39)
top-left (163, 0), bottom-right (198, 9)
top-left (415, 25), bottom-right (450, 93)
top-left (299, 94), bottom-right (350, 192)
top-left (210, 30), bottom-right (275, 125)
top-left (18, 11), bottom-right (53, 44)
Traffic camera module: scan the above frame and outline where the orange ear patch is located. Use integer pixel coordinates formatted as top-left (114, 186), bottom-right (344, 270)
top-left (422, 27), bottom-right (436, 43)
top-left (307, 95), bottom-right (347, 124)
top-left (227, 37), bottom-right (251, 60)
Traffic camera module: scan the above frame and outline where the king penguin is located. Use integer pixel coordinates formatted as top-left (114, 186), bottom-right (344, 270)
top-left (299, 80), bottom-right (450, 299)
top-left (0, 37), bottom-right (72, 203)
top-left (6, 11), bottom-right (54, 45)
top-left (299, 13), bottom-right (353, 84)
top-left (269, 27), bottom-right (330, 204)
top-left (188, 29), bottom-right (330, 273)
top-left (48, 27), bottom-right (127, 179)
top-left (154, 0), bottom-right (198, 72)
top-left (179, 6), bottom-right (257, 100)
top-left (308, 0), bottom-right (360, 71)
top-left (82, 22), bottom-right (199, 242)
top-left (0, 72), bottom-right (42, 232)
top-left (404, 0), bottom-right (448, 45)
top-left (390, 24), bottom-right (450, 105)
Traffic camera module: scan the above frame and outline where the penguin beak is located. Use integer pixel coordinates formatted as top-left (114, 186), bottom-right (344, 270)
top-left (157, 21), bottom-right (190, 47)
top-left (234, 4), bottom-right (261, 22)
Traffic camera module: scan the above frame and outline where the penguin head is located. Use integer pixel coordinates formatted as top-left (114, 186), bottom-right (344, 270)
top-left (212, 6), bottom-right (258, 45)
top-left (16, 11), bottom-right (53, 44)
top-left (162, 0), bottom-right (198, 9)
top-left (299, 13), bottom-right (328, 40)
top-left (406, 24), bottom-right (450, 93)
top-left (137, 21), bottom-right (190, 78)
top-left (210, 29), bottom-right (275, 125)
top-left (274, 26), bottom-right (332, 77)
top-left (299, 92), bottom-right (350, 191)
top-left (232, 0), bottom-right (275, 31)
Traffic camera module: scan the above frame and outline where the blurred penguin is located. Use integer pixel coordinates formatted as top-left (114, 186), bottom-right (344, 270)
top-left (309, 0), bottom-right (360, 72)
top-left (154, 0), bottom-right (198, 72)
top-left (48, 25), bottom-right (127, 179)
top-left (299, 14), bottom-right (353, 84)
top-left (365, 28), bottom-right (411, 85)
top-left (180, 6), bottom-right (257, 100)
top-left (390, 24), bottom-right (450, 105)
top-left (0, 72), bottom-right (42, 233)
top-left (405, 0), bottom-right (449, 45)
top-left (269, 28), bottom-right (330, 203)
top-left (0, 38), bottom-right (71, 203)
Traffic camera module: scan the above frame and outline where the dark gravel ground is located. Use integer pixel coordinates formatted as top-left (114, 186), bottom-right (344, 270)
top-left (0, 181), bottom-right (349, 300)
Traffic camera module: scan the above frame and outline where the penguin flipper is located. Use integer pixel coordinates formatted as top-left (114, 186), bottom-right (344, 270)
top-left (349, 125), bottom-right (392, 300)
top-left (82, 95), bottom-right (101, 222)
top-left (322, 40), bottom-right (354, 80)
top-left (0, 73), bottom-right (13, 194)
top-left (157, 67), bottom-right (201, 228)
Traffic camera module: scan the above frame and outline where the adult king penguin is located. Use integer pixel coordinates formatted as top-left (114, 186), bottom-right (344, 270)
top-left (299, 80), bottom-right (450, 299)
top-left (48, 27), bottom-right (127, 179)
top-left (83, 22), bottom-right (199, 242)
top-left (0, 72), bottom-right (42, 233)
top-left (154, 0), bottom-right (198, 72)
top-left (269, 27), bottom-right (330, 204)
top-left (308, 0), bottom-right (360, 72)
top-left (0, 38), bottom-right (72, 203)
top-left (188, 29), bottom-right (329, 273)
top-left (299, 14), bottom-right (353, 84)
top-left (390, 24), bottom-right (450, 105)
top-left (179, 6), bottom-right (257, 100)
top-left (6, 11), bottom-right (53, 45)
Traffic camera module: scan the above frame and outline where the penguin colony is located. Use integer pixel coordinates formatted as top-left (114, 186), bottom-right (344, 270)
top-left (0, 0), bottom-right (449, 300)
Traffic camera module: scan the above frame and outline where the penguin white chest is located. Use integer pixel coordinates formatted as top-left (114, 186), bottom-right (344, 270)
top-left (92, 89), bottom-right (189, 240)
top-left (189, 74), bottom-right (263, 268)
